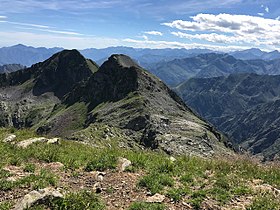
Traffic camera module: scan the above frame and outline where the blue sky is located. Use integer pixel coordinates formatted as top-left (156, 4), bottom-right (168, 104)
top-left (0, 0), bottom-right (280, 51)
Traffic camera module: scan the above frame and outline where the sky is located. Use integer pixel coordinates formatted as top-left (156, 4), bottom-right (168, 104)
top-left (0, 0), bottom-right (280, 51)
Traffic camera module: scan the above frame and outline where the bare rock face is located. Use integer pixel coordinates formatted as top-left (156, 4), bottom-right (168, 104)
top-left (13, 188), bottom-right (63, 210)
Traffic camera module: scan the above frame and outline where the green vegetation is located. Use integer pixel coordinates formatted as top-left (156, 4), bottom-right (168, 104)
top-left (0, 201), bottom-right (13, 210)
top-left (0, 128), bottom-right (280, 209)
top-left (129, 202), bottom-right (166, 210)
top-left (0, 169), bottom-right (57, 191)
top-left (248, 192), bottom-right (280, 210)
top-left (85, 152), bottom-right (117, 172)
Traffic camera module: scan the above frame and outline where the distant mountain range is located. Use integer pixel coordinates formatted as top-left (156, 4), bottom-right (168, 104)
top-left (0, 44), bottom-right (213, 67)
top-left (150, 53), bottom-right (280, 86)
top-left (229, 48), bottom-right (280, 60)
top-left (176, 73), bottom-right (280, 160)
top-left (0, 44), bottom-right (63, 66)
top-left (0, 64), bottom-right (25, 74)
top-left (1, 44), bottom-right (279, 70)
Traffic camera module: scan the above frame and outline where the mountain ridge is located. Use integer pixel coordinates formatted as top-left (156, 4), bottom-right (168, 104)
top-left (0, 50), bottom-right (230, 157)
top-left (176, 73), bottom-right (280, 160)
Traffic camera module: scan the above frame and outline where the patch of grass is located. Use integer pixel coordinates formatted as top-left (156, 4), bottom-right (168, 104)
top-left (166, 187), bottom-right (190, 202)
top-left (0, 169), bottom-right (11, 179)
top-left (23, 163), bottom-right (36, 173)
top-left (0, 169), bottom-right (57, 191)
top-left (129, 202), bottom-right (166, 210)
top-left (85, 151), bottom-right (117, 172)
top-left (138, 173), bottom-right (174, 194)
top-left (0, 201), bottom-right (13, 210)
top-left (247, 192), bottom-right (280, 210)
top-left (190, 190), bottom-right (207, 210)
top-left (52, 190), bottom-right (105, 210)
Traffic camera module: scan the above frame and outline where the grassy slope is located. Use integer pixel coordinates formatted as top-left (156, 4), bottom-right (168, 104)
top-left (0, 128), bottom-right (279, 210)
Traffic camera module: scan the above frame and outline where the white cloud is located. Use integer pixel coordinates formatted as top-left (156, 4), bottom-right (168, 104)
top-left (144, 31), bottom-right (163, 36)
top-left (123, 37), bottom-right (250, 51)
top-left (1, 20), bottom-right (83, 36)
top-left (6, 21), bottom-right (50, 29)
top-left (0, 15), bottom-right (7, 19)
top-left (38, 29), bottom-right (83, 36)
top-left (276, 16), bottom-right (280, 21)
top-left (163, 13), bottom-right (280, 48)
top-left (265, 6), bottom-right (269, 13)
top-left (257, 13), bottom-right (264, 16)
top-left (171, 31), bottom-right (245, 44)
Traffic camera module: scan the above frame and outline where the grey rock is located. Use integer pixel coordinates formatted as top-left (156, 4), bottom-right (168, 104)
top-left (118, 157), bottom-right (132, 172)
top-left (146, 193), bottom-right (165, 203)
top-left (3, 134), bottom-right (16, 143)
top-left (13, 188), bottom-right (63, 210)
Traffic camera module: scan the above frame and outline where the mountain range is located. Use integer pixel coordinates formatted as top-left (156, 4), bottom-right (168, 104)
top-left (1, 44), bottom-right (279, 71)
top-left (0, 64), bottom-right (25, 74)
top-left (0, 44), bottom-right (212, 68)
top-left (150, 53), bottom-right (280, 86)
top-left (176, 73), bottom-right (280, 160)
top-left (229, 48), bottom-right (280, 60)
top-left (0, 49), bottom-right (230, 157)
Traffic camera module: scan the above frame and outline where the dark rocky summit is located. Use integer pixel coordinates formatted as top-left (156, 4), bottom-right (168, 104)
top-left (0, 50), bottom-right (230, 157)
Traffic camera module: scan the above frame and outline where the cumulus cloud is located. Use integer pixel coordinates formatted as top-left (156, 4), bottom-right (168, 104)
top-left (144, 31), bottom-right (163, 36)
top-left (171, 31), bottom-right (245, 44)
top-left (163, 13), bottom-right (280, 48)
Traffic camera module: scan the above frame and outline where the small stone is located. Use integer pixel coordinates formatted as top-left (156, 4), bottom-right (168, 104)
top-left (146, 193), bottom-right (165, 203)
top-left (182, 201), bottom-right (193, 209)
top-left (90, 171), bottom-right (106, 182)
top-left (3, 134), bottom-right (16, 143)
top-left (118, 157), bottom-right (132, 172)
top-left (47, 138), bottom-right (60, 145)
top-left (93, 182), bottom-right (102, 193)
top-left (169, 156), bottom-right (176, 162)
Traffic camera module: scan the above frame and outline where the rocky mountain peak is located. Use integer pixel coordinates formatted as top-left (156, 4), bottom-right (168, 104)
top-left (32, 49), bottom-right (96, 98)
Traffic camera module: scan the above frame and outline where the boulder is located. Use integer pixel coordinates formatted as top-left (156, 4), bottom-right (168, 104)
top-left (13, 188), bottom-right (63, 210)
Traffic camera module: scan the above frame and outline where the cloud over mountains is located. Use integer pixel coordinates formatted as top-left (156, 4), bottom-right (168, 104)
top-left (163, 13), bottom-right (280, 49)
